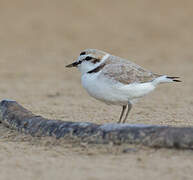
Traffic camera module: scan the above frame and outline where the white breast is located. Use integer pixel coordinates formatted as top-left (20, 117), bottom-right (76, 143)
top-left (81, 72), bottom-right (156, 106)
top-left (81, 72), bottom-right (114, 104)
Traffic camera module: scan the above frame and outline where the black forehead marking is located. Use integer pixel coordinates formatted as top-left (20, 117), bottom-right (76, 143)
top-left (80, 52), bottom-right (86, 56)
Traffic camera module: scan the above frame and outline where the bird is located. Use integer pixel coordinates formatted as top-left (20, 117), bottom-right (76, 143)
top-left (66, 49), bottom-right (180, 123)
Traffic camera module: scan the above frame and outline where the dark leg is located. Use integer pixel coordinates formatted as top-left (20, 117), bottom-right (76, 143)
top-left (122, 102), bottom-right (132, 123)
top-left (117, 105), bottom-right (127, 123)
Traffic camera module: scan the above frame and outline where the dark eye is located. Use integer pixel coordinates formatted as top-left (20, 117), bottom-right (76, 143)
top-left (80, 52), bottom-right (86, 56)
top-left (85, 56), bottom-right (92, 60)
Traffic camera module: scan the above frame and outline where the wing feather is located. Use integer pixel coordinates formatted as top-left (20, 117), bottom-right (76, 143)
top-left (99, 56), bottom-right (160, 84)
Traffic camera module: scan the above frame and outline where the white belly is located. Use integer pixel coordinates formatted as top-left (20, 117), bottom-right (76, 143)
top-left (81, 73), bottom-right (155, 105)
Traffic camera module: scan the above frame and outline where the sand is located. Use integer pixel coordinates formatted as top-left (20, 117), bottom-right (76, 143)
top-left (0, 0), bottom-right (193, 179)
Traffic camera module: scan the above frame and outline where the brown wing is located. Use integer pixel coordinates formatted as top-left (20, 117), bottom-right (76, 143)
top-left (99, 63), bottom-right (160, 84)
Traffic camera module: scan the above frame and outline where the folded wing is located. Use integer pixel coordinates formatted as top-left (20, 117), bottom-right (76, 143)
top-left (99, 62), bottom-right (160, 84)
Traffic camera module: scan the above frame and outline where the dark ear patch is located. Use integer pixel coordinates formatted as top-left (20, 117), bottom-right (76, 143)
top-left (92, 58), bottom-right (100, 64)
top-left (80, 52), bottom-right (86, 55)
top-left (85, 56), bottom-right (92, 60)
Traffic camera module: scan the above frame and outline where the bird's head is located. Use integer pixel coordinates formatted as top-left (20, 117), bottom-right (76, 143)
top-left (66, 49), bottom-right (109, 74)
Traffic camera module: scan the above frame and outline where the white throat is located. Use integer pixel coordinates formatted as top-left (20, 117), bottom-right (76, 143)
top-left (78, 54), bottom-right (110, 75)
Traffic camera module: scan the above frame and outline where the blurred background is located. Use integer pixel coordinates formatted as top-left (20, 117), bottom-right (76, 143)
top-left (0, 1), bottom-right (193, 179)
top-left (0, 0), bottom-right (192, 125)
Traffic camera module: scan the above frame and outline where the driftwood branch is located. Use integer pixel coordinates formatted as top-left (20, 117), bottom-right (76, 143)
top-left (0, 99), bottom-right (193, 149)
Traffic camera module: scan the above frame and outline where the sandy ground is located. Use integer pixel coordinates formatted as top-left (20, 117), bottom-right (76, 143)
top-left (0, 0), bottom-right (193, 179)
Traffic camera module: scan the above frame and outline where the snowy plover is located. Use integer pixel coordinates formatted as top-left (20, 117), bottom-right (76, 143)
top-left (66, 49), bottom-right (180, 123)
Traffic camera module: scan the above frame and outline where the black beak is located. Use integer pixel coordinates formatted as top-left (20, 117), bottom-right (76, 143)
top-left (65, 61), bottom-right (80, 68)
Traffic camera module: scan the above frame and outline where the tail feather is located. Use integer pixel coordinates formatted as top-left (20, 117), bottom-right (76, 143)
top-left (166, 76), bottom-right (181, 82)
top-left (152, 75), bottom-right (181, 85)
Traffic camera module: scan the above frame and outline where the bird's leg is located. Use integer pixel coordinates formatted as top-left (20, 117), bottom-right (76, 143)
top-left (118, 105), bottom-right (127, 123)
top-left (122, 102), bottom-right (132, 123)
